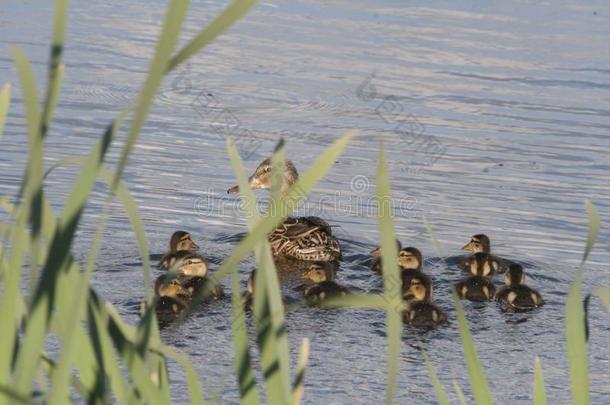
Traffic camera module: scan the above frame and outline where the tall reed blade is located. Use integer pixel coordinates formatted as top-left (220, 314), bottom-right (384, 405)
top-left (231, 273), bottom-right (261, 404)
top-left (533, 357), bottom-right (548, 405)
top-left (452, 291), bottom-right (493, 404)
top-left (423, 352), bottom-right (449, 405)
top-left (565, 272), bottom-right (589, 405)
top-left (226, 138), bottom-right (292, 404)
top-left (0, 83), bottom-right (10, 140)
top-left (375, 146), bottom-right (402, 405)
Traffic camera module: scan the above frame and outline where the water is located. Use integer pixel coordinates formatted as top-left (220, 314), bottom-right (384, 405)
top-left (2, 0), bottom-right (610, 403)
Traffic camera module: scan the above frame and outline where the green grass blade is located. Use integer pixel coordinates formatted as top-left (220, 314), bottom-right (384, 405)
top-left (11, 48), bottom-right (40, 148)
top-left (452, 380), bottom-right (468, 405)
top-left (0, 83), bottom-right (10, 139)
top-left (375, 146), bottom-right (402, 405)
top-left (423, 216), bottom-right (444, 260)
top-left (565, 270), bottom-right (589, 404)
top-left (0, 49), bottom-right (44, 396)
top-left (291, 338), bottom-right (310, 405)
top-left (231, 273), bottom-right (260, 405)
top-left (39, 0), bottom-right (69, 139)
top-left (168, 0), bottom-right (258, 72)
top-left (43, 158), bottom-right (153, 299)
top-left (582, 200), bottom-right (599, 264)
top-left (14, 114), bottom-right (125, 393)
top-left (89, 293), bottom-right (171, 405)
top-left (593, 287), bottom-right (610, 313)
top-left (533, 357), bottom-right (548, 405)
top-left (452, 291), bottom-right (493, 405)
top-left (111, 0), bottom-right (189, 188)
top-left (423, 352), bottom-right (449, 405)
top-left (321, 293), bottom-right (390, 309)
top-left (226, 138), bottom-right (292, 404)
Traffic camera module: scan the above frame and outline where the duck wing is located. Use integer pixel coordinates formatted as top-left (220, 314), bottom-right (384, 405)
top-left (269, 217), bottom-right (341, 261)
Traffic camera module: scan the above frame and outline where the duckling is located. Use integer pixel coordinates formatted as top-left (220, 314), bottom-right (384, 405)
top-left (155, 295), bottom-right (187, 326)
top-left (402, 274), bottom-right (447, 327)
top-left (159, 231), bottom-right (200, 269)
top-left (394, 247), bottom-right (434, 301)
top-left (155, 252), bottom-right (223, 301)
top-left (458, 234), bottom-right (505, 273)
top-left (302, 262), bottom-right (348, 304)
top-left (228, 158), bottom-right (341, 262)
top-left (495, 264), bottom-right (544, 311)
top-left (455, 253), bottom-right (497, 301)
top-left (370, 239), bottom-right (402, 273)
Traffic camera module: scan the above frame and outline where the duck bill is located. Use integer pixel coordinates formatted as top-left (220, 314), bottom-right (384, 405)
top-left (188, 241), bottom-right (200, 250)
top-left (462, 241), bottom-right (476, 252)
top-left (370, 247), bottom-right (382, 257)
top-left (227, 175), bottom-right (265, 194)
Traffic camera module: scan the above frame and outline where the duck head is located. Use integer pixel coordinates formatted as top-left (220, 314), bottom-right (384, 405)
top-left (505, 264), bottom-right (526, 286)
top-left (462, 234), bottom-right (490, 254)
top-left (169, 231), bottom-right (199, 252)
top-left (154, 274), bottom-right (184, 298)
top-left (398, 247), bottom-right (423, 271)
top-left (166, 251), bottom-right (208, 277)
top-left (227, 158), bottom-right (299, 196)
top-left (403, 275), bottom-right (432, 302)
top-left (303, 262), bottom-right (334, 283)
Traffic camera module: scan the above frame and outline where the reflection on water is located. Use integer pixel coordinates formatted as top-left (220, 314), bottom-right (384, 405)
top-left (2, 0), bottom-right (610, 403)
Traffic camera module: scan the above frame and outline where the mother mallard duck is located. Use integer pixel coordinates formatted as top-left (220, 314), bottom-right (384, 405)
top-left (228, 158), bottom-right (341, 262)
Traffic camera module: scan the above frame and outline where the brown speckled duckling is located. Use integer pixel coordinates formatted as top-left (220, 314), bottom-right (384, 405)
top-left (302, 262), bottom-right (348, 304)
top-left (455, 253), bottom-right (497, 301)
top-left (403, 274), bottom-right (447, 327)
top-left (228, 158), bottom-right (341, 262)
top-left (159, 231), bottom-right (200, 269)
top-left (458, 234), bottom-right (505, 273)
top-left (495, 264), bottom-right (544, 311)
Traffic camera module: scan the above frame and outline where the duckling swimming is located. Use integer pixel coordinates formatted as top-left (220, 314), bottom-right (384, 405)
top-left (155, 295), bottom-right (187, 326)
top-left (455, 253), bottom-right (497, 301)
top-left (458, 234), bottom-right (505, 273)
top-left (403, 274), bottom-right (447, 327)
top-left (495, 264), bottom-right (544, 311)
top-left (302, 262), bottom-right (348, 304)
top-left (155, 252), bottom-right (223, 301)
top-left (159, 231), bottom-right (200, 269)
top-left (228, 158), bottom-right (341, 262)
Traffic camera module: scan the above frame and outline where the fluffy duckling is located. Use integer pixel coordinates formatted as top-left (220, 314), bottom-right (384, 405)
top-left (228, 158), bottom-right (341, 262)
top-left (155, 295), bottom-right (187, 326)
top-left (458, 234), bottom-right (505, 272)
top-left (159, 231), bottom-right (200, 269)
top-left (455, 253), bottom-right (497, 301)
top-left (402, 274), bottom-right (447, 327)
top-left (302, 262), bottom-right (348, 304)
top-left (370, 239), bottom-right (402, 273)
top-left (155, 252), bottom-right (223, 301)
top-left (495, 264), bottom-right (544, 311)
top-left (398, 247), bottom-right (428, 287)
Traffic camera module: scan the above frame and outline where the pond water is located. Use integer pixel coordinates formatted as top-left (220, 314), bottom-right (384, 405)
top-left (2, 0), bottom-right (610, 403)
